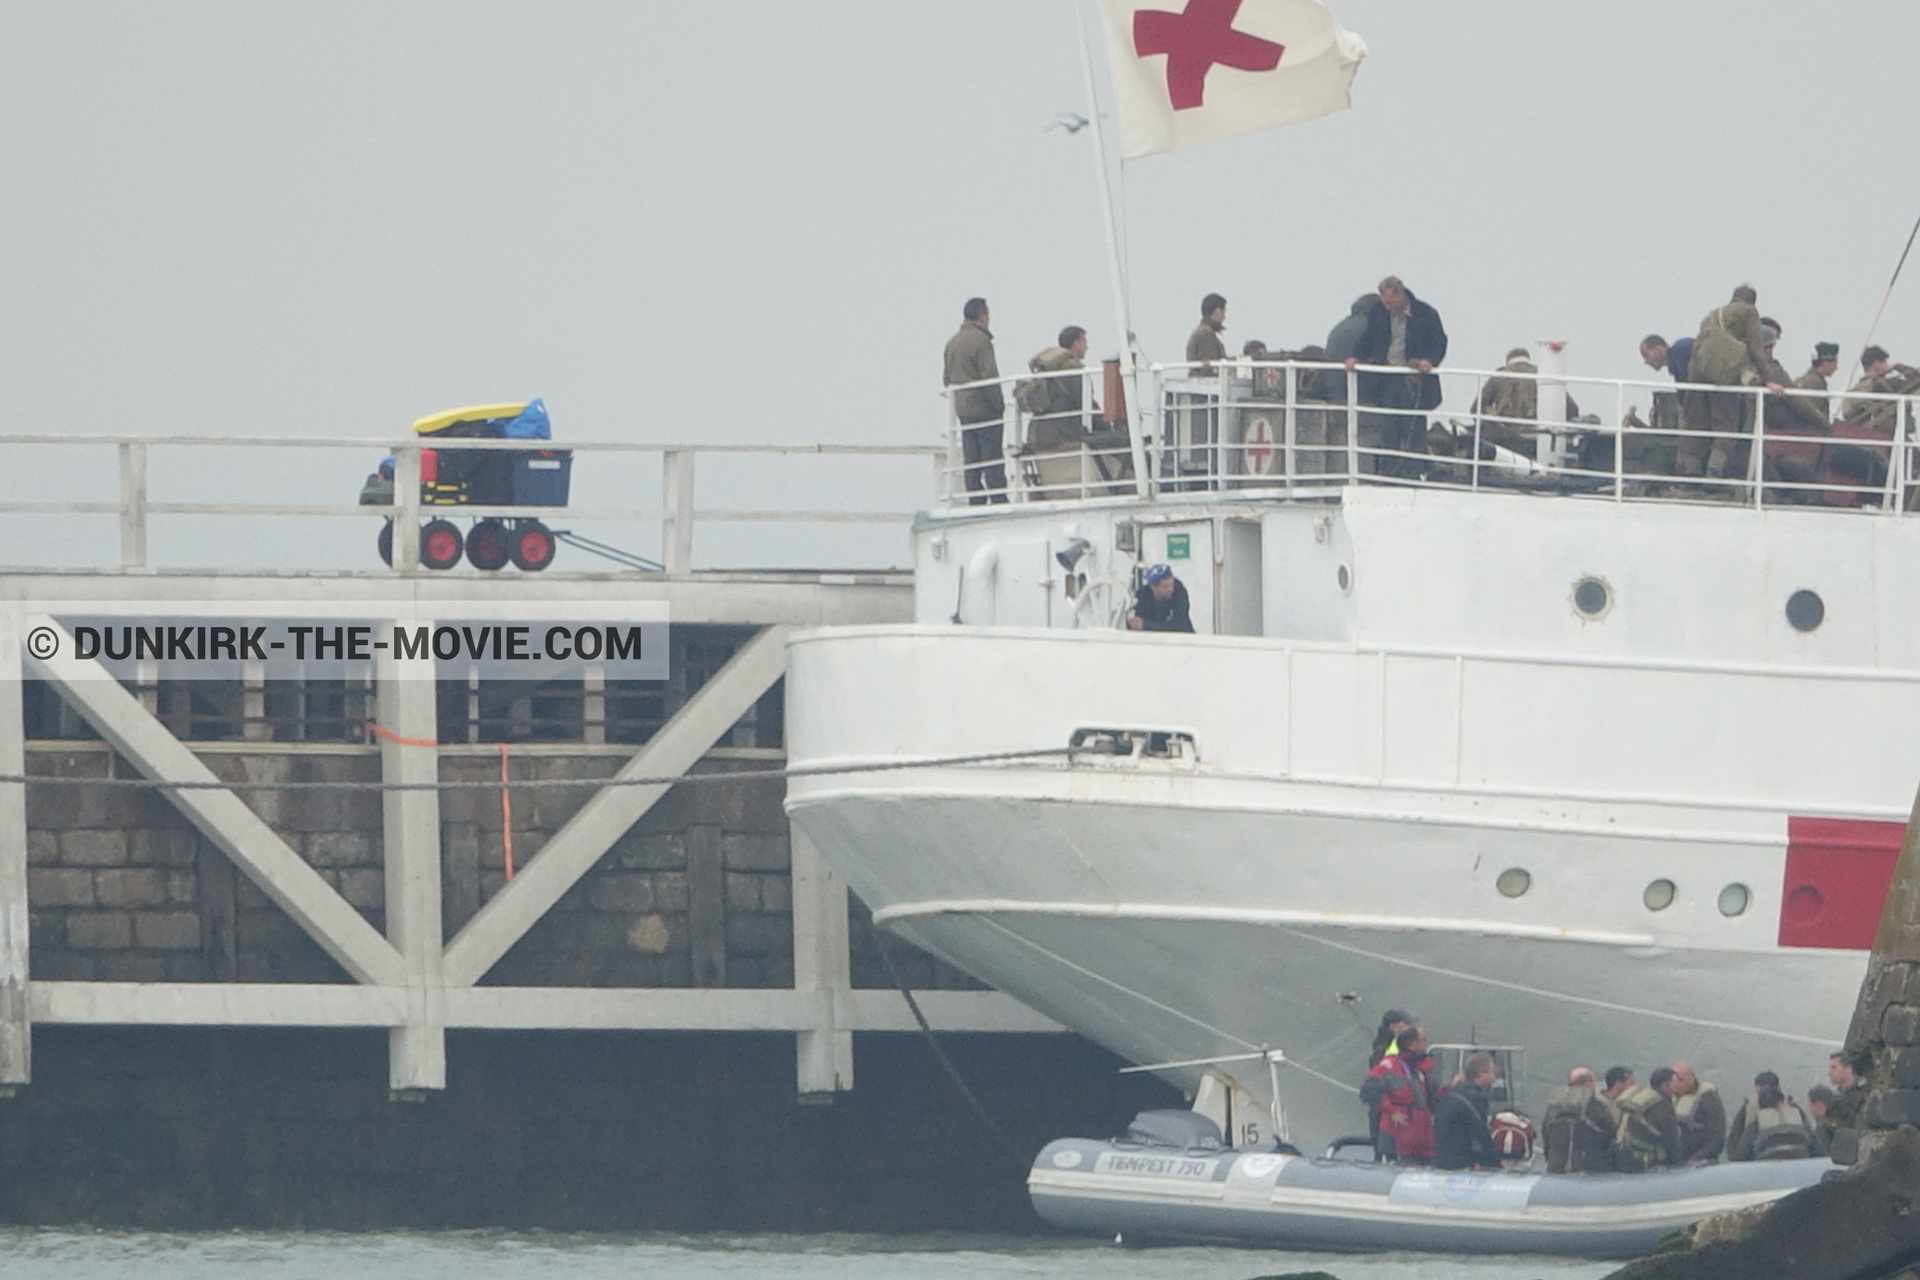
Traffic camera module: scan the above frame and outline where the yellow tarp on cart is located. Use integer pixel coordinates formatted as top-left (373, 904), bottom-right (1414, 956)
top-left (412, 403), bottom-right (528, 436)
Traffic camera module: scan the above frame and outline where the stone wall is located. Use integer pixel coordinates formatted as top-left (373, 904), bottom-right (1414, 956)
top-left (8, 741), bottom-right (1088, 1232)
top-left (23, 744), bottom-right (976, 992)
top-left (1835, 788), bottom-right (1920, 1167)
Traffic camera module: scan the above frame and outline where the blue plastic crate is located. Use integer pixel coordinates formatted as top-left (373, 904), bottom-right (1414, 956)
top-left (510, 451), bottom-right (571, 507)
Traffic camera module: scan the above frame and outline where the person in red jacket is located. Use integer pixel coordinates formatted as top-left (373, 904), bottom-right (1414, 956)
top-left (1362, 1025), bottom-right (1439, 1163)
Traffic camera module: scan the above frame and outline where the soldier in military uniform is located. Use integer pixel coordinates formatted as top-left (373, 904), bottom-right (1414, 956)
top-left (943, 297), bottom-right (1005, 504)
top-left (1614, 1067), bottom-right (1684, 1172)
top-left (1798, 342), bottom-right (1842, 406)
top-left (1757, 333), bottom-right (1836, 501)
top-left (1670, 1060), bottom-right (1727, 1163)
top-left (1174, 294), bottom-right (1228, 479)
top-left (1470, 347), bottom-right (1582, 461)
top-left (1543, 1067), bottom-right (1617, 1173)
top-left (1824, 1051), bottom-right (1868, 1129)
top-left (1186, 293), bottom-right (1228, 370)
top-left (1842, 345), bottom-right (1920, 436)
top-left (1020, 326), bottom-right (1091, 499)
top-left (1683, 285), bottom-right (1771, 481)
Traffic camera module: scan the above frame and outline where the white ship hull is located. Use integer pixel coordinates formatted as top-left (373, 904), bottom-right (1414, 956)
top-left (785, 486), bottom-right (1920, 1140)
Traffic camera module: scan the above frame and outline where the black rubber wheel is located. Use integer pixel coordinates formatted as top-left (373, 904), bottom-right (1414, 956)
top-left (466, 519), bottom-right (510, 571)
top-left (377, 519), bottom-right (394, 567)
top-left (419, 519), bottom-right (464, 571)
top-left (510, 521), bottom-right (556, 572)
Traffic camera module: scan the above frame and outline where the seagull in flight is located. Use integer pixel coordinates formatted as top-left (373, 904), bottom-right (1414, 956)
top-left (1046, 112), bottom-right (1090, 134)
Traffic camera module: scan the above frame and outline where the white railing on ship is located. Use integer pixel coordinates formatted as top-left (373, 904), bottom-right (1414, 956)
top-left (0, 436), bottom-right (944, 573)
top-left (939, 360), bottom-right (1920, 513)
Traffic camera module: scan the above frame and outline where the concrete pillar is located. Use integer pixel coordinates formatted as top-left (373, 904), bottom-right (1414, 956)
top-left (582, 666), bottom-right (605, 745)
top-left (242, 662), bottom-right (268, 742)
top-left (379, 622), bottom-right (445, 1095)
top-left (392, 446), bottom-right (421, 574)
top-left (687, 825), bottom-right (726, 988)
top-left (118, 442), bottom-right (148, 571)
top-left (791, 823), bottom-right (853, 1098)
top-left (1835, 781), bottom-right (1920, 1163)
top-left (0, 614), bottom-right (29, 1091)
top-left (662, 450), bottom-right (695, 576)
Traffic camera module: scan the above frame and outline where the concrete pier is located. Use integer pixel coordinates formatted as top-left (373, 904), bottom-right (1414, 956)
top-left (0, 565), bottom-right (1117, 1226)
top-left (1, 571), bottom-right (1058, 1090)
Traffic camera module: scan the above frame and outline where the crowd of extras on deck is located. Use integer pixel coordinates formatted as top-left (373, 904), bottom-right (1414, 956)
top-left (1359, 1012), bottom-right (1858, 1175)
top-left (941, 280), bottom-right (1920, 504)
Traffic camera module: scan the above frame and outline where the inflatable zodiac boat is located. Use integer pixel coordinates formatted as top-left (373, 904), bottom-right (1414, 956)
top-left (1028, 1111), bottom-right (1836, 1258)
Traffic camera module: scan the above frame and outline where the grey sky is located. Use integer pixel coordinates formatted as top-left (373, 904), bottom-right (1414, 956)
top-left (6, 1), bottom-right (1917, 571)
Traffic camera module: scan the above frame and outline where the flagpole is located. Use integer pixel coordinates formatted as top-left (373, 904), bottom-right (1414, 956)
top-left (1075, 0), bottom-right (1153, 496)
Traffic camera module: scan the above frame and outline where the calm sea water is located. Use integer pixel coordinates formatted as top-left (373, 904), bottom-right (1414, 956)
top-left (0, 1230), bottom-right (1619, 1280)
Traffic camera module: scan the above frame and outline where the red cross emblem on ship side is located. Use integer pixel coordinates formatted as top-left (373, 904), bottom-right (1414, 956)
top-left (1133, 0), bottom-right (1285, 111)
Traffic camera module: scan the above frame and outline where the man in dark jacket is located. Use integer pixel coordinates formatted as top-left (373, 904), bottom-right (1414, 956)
top-left (1342, 277), bottom-right (1447, 476)
top-left (1128, 563), bottom-right (1193, 632)
top-left (942, 297), bottom-right (1005, 504)
top-left (1641, 333), bottom-right (1697, 389)
top-left (1434, 1052), bottom-right (1503, 1169)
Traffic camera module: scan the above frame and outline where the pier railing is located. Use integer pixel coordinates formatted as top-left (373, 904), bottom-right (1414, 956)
top-left (0, 435), bottom-right (944, 573)
top-left (940, 358), bottom-right (1920, 513)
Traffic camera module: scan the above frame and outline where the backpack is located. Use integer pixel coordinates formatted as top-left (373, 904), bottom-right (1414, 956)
top-left (1490, 1110), bottom-right (1534, 1160)
top-left (1014, 376), bottom-right (1061, 417)
top-left (1542, 1089), bottom-right (1595, 1173)
top-left (1753, 1105), bottom-right (1813, 1160)
top-left (1614, 1088), bottom-right (1668, 1172)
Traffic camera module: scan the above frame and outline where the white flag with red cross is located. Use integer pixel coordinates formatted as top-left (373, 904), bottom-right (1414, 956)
top-left (1098, 0), bottom-right (1366, 159)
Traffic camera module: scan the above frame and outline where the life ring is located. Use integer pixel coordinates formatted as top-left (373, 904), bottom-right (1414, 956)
top-left (1244, 414), bottom-right (1276, 474)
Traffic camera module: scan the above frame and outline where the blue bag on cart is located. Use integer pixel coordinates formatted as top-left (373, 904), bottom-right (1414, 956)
top-left (502, 399), bottom-right (551, 440)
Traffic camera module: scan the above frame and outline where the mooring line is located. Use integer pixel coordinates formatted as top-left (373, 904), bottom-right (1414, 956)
top-left (0, 746), bottom-right (1080, 792)
top-left (875, 933), bottom-right (1026, 1165)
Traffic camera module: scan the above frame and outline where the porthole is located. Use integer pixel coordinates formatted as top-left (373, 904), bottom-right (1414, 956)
top-left (1573, 576), bottom-right (1611, 619)
top-left (1495, 868), bottom-right (1532, 898)
top-left (1786, 590), bottom-right (1825, 633)
top-left (1643, 879), bottom-right (1676, 912)
top-left (1717, 883), bottom-right (1751, 917)
top-left (1337, 563), bottom-right (1353, 594)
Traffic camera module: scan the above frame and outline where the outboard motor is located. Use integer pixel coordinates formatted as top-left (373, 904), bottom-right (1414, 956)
top-left (1122, 1109), bottom-right (1223, 1153)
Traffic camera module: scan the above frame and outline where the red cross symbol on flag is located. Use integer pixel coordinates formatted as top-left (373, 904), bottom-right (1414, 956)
top-left (1133, 0), bottom-right (1285, 111)
top-left (1098, 0), bottom-right (1367, 159)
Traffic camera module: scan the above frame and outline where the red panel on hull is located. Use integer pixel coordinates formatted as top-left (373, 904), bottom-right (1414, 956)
top-left (1779, 816), bottom-right (1906, 950)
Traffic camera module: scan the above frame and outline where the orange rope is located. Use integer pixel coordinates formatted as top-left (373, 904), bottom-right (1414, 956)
top-left (358, 718), bottom-right (439, 749)
top-left (500, 742), bottom-right (515, 881)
